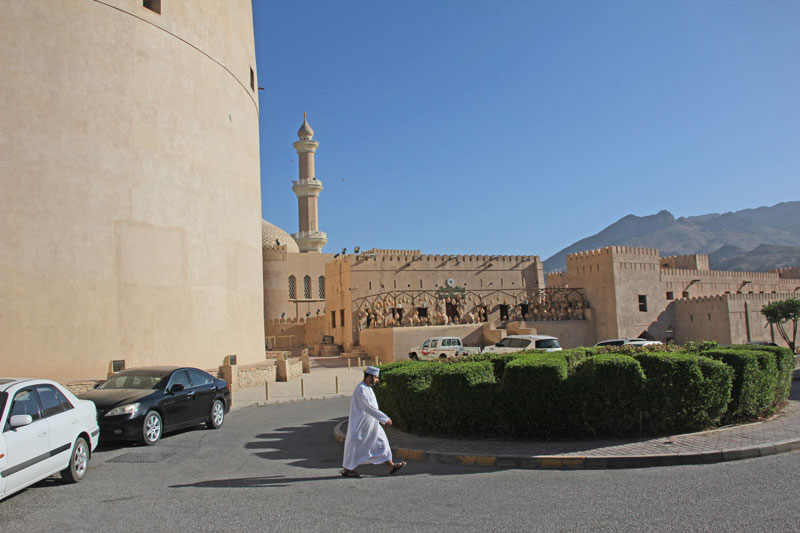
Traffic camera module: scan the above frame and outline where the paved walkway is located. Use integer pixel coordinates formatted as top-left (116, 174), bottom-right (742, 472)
top-left (232, 358), bottom-right (365, 409)
top-left (235, 361), bottom-right (800, 469)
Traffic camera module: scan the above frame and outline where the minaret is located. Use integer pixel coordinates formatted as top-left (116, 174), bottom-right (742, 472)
top-left (291, 113), bottom-right (327, 253)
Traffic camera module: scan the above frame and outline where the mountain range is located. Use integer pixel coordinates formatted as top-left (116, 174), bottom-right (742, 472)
top-left (543, 201), bottom-right (800, 273)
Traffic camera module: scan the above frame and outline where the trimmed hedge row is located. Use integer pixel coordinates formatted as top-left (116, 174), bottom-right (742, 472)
top-left (700, 345), bottom-right (794, 421)
top-left (374, 344), bottom-right (792, 439)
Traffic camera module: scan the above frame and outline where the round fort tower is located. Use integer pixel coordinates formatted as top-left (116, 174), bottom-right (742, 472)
top-left (0, 0), bottom-right (264, 379)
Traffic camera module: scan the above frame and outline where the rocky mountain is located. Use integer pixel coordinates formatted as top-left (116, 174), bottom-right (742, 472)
top-left (709, 244), bottom-right (800, 272)
top-left (543, 201), bottom-right (800, 272)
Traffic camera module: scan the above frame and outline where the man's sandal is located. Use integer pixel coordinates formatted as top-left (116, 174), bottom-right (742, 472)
top-left (341, 469), bottom-right (361, 478)
top-left (389, 462), bottom-right (406, 475)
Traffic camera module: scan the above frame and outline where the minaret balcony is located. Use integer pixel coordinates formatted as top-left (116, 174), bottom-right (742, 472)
top-left (292, 231), bottom-right (328, 252)
top-left (293, 139), bottom-right (319, 154)
top-left (292, 179), bottom-right (323, 198)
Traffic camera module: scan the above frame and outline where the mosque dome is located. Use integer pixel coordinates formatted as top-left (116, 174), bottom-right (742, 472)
top-left (262, 219), bottom-right (299, 253)
top-left (297, 117), bottom-right (314, 140)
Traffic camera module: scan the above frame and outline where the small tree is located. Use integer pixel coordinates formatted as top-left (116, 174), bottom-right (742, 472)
top-left (761, 298), bottom-right (800, 354)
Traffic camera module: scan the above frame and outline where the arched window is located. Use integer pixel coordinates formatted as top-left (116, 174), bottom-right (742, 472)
top-left (288, 275), bottom-right (296, 299)
top-left (318, 276), bottom-right (325, 299)
top-left (303, 275), bottom-right (311, 299)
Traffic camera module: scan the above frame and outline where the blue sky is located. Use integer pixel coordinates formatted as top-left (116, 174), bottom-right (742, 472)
top-left (253, 1), bottom-right (800, 260)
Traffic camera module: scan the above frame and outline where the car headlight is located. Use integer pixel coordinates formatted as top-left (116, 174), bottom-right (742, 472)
top-left (105, 403), bottom-right (140, 417)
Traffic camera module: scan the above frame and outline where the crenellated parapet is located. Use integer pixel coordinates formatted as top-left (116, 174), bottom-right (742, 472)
top-left (362, 248), bottom-right (421, 255)
top-left (266, 315), bottom-right (327, 326)
top-left (661, 268), bottom-right (780, 281)
top-left (674, 292), bottom-right (800, 305)
top-left (567, 246), bottom-right (659, 271)
top-left (771, 266), bottom-right (800, 280)
top-left (660, 254), bottom-right (709, 271)
top-left (358, 253), bottom-right (539, 264)
top-left (546, 271), bottom-right (568, 287)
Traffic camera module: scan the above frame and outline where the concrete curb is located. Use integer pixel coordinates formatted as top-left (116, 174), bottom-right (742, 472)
top-left (232, 394), bottom-right (351, 411)
top-left (332, 420), bottom-right (800, 470)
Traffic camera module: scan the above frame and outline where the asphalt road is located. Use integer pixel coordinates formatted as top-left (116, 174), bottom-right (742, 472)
top-left (1, 397), bottom-right (798, 532)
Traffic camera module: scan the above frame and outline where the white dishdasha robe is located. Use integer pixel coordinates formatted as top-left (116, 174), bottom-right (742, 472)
top-left (342, 381), bottom-right (392, 470)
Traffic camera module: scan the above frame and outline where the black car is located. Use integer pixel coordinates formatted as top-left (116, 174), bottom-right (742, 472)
top-left (79, 366), bottom-right (231, 445)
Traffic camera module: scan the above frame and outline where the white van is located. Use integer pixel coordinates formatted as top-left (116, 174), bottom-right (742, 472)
top-left (482, 334), bottom-right (562, 354)
top-left (408, 337), bottom-right (480, 360)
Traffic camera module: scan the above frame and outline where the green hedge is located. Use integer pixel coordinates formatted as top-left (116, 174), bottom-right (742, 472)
top-left (500, 354), bottom-right (568, 438)
top-left (372, 361), bottom-right (438, 432)
top-left (700, 348), bottom-right (778, 420)
top-left (373, 342), bottom-right (793, 440)
top-left (631, 352), bottom-right (732, 433)
top-left (427, 361), bottom-right (497, 435)
top-left (569, 354), bottom-right (646, 436)
top-left (729, 345), bottom-right (794, 407)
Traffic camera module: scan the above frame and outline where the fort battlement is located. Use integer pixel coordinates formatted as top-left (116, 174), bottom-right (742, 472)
top-left (356, 252), bottom-right (540, 264)
top-left (262, 244), bottom-right (289, 260)
top-left (546, 271), bottom-right (568, 287)
top-left (567, 246), bottom-right (659, 269)
top-left (674, 292), bottom-right (800, 305)
top-left (771, 267), bottom-right (800, 280)
top-left (661, 268), bottom-right (780, 280)
top-left (266, 315), bottom-right (327, 325)
top-left (660, 254), bottom-right (709, 271)
top-left (362, 248), bottom-right (421, 255)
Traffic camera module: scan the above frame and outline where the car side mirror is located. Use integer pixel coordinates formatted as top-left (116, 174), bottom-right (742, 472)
top-left (9, 414), bottom-right (33, 428)
top-left (495, 342), bottom-right (501, 347)
top-left (169, 384), bottom-right (185, 394)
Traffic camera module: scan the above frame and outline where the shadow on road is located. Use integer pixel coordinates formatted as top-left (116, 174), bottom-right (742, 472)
top-left (170, 474), bottom-right (344, 488)
top-left (243, 417), bottom-right (348, 469)
top-left (167, 414), bottom-right (502, 490)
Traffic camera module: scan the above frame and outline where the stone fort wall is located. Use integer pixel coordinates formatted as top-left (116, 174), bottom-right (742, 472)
top-left (0, 0), bottom-right (265, 380)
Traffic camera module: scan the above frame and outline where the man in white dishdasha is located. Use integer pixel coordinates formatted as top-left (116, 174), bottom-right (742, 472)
top-left (341, 366), bottom-right (406, 478)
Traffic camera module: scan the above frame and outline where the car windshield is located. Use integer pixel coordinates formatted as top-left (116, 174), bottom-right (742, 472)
top-left (0, 392), bottom-right (6, 416)
top-left (598, 340), bottom-right (624, 346)
top-left (98, 371), bottom-right (168, 390)
top-left (536, 339), bottom-right (561, 349)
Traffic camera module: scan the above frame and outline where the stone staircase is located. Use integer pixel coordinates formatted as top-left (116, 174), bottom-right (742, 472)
top-left (340, 348), bottom-right (369, 360)
top-left (309, 343), bottom-right (342, 357)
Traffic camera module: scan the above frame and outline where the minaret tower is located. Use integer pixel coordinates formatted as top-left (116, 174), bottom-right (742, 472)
top-left (291, 113), bottom-right (327, 253)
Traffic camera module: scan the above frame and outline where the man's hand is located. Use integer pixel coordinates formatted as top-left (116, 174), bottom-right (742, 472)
top-left (384, 418), bottom-right (392, 426)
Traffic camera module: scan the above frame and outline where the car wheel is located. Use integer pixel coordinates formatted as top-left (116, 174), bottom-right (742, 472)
top-left (207, 399), bottom-right (225, 429)
top-left (409, 353), bottom-right (418, 361)
top-left (142, 410), bottom-right (162, 446)
top-left (439, 354), bottom-right (447, 360)
top-left (60, 436), bottom-right (89, 483)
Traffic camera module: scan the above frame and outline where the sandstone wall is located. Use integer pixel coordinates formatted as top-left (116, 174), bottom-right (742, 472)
top-left (0, 0), bottom-right (264, 380)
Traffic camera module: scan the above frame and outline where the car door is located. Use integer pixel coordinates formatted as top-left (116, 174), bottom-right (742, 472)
top-left (2, 387), bottom-right (51, 495)
top-left (34, 385), bottom-right (76, 473)
top-left (160, 370), bottom-right (194, 429)
top-left (187, 369), bottom-right (215, 423)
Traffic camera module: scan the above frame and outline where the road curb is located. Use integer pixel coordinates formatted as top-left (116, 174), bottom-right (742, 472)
top-left (232, 394), bottom-right (351, 410)
top-left (332, 420), bottom-right (800, 470)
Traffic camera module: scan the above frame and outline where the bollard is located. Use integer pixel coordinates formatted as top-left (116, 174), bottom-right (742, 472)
top-left (357, 357), bottom-right (361, 368)
top-left (348, 358), bottom-right (351, 371)
top-left (335, 375), bottom-right (339, 394)
top-left (377, 358), bottom-right (381, 365)
top-left (265, 381), bottom-right (270, 401)
top-left (301, 378), bottom-right (305, 398)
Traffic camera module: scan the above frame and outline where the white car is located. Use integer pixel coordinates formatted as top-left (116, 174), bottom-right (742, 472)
top-left (482, 335), bottom-right (562, 354)
top-left (0, 378), bottom-right (99, 500)
top-left (594, 338), bottom-right (663, 347)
